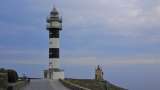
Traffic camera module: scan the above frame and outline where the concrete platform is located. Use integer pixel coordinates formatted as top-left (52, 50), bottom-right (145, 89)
top-left (22, 79), bottom-right (70, 90)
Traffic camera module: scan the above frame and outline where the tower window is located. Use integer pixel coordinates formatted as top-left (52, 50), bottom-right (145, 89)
top-left (49, 30), bottom-right (59, 38)
top-left (49, 48), bottom-right (59, 58)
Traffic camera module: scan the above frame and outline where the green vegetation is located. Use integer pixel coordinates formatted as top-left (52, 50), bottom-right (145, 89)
top-left (0, 73), bottom-right (8, 89)
top-left (0, 68), bottom-right (20, 89)
top-left (65, 79), bottom-right (127, 90)
top-left (0, 68), bottom-right (8, 89)
top-left (0, 68), bottom-right (19, 83)
top-left (7, 69), bottom-right (19, 83)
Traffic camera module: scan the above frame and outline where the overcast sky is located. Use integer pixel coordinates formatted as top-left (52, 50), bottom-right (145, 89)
top-left (0, 0), bottom-right (160, 90)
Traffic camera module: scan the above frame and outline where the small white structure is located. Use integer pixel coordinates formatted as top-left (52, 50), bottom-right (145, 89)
top-left (44, 7), bottom-right (64, 80)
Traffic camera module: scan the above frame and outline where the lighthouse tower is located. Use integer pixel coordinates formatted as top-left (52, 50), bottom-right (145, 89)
top-left (45, 7), bottom-right (64, 80)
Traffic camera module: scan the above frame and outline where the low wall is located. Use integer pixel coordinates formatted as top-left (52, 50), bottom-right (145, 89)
top-left (0, 73), bottom-right (8, 90)
top-left (59, 79), bottom-right (91, 90)
top-left (7, 81), bottom-right (28, 90)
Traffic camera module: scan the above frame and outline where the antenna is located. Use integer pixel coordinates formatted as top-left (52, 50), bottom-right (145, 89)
top-left (53, 0), bottom-right (57, 8)
top-left (53, 3), bottom-right (56, 9)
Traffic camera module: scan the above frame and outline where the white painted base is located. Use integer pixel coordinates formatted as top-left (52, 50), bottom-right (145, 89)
top-left (49, 58), bottom-right (60, 69)
top-left (52, 71), bottom-right (64, 80)
top-left (46, 70), bottom-right (64, 80)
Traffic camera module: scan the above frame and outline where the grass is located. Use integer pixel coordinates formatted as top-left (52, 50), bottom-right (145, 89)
top-left (65, 79), bottom-right (127, 90)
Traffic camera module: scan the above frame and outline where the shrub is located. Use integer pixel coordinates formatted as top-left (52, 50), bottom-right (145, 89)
top-left (0, 73), bottom-right (8, 88)
top-left (7, 69), bottom-right (18, 83)
top-left (0, 68), bottom-right (7, 73)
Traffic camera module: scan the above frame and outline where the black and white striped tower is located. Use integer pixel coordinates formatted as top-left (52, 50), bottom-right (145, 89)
top-left (46, 7), bottom-right (64, 79)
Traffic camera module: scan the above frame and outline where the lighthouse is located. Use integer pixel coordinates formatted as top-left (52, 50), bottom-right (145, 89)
top-left (44, 7), bottom-right (64, 80)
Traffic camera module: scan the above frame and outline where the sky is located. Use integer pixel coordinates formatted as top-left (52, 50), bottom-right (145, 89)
top-left (0, 0), bottom-right (160, 90)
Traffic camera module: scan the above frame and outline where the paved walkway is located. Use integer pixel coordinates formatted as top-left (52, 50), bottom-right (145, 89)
top-left (22, 79), bottom-right (70, 90)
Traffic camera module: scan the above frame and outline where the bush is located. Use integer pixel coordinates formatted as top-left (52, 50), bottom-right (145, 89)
top-left (0, 68), bottom-right (6, 73)
top-left (7, 69), bottom-right (18, 83)
top-left (0, 73), bottom-right (8, 88)
top-left (0, 68), bottom-right (19, 83)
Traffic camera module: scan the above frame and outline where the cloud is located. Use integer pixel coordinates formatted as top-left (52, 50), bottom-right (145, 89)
top-left (0, 59), bottom-right (47, 65)
top-left (20, 0), bottom-right (160, 27)
top-left (0, 1), bottom-right (159, 90)
top-left (0, 21), bottom-right (37, 35)
top-left (62, 56), bottom-right (160, 67)
top-left (53, 0), bottom-right (160, 44)
top-left (1, 0), bottom-right (160, 68)
top-left (1, 53), bottom-right (159, 67)
top-left (0, 48), bottom-right (48, 65)
top-left (2, 0), bottom-right (159, 44)
top-left (55, 0), bottom-right (159, 25)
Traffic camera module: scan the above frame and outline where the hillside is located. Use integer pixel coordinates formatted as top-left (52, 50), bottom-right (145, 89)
top-left (64, 79), bottom-right (127, 90)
